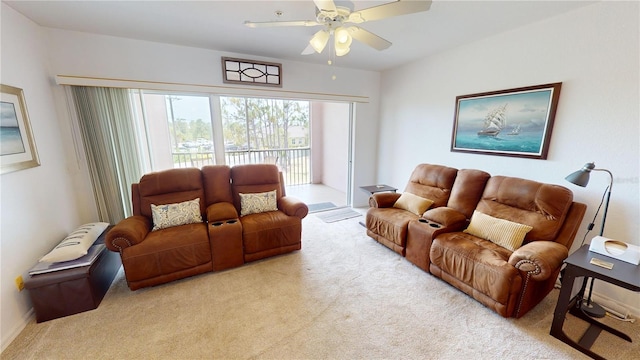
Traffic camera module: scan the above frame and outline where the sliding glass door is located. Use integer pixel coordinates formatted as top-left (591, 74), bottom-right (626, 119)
top-left (130, 91), bottom-right (313, 186)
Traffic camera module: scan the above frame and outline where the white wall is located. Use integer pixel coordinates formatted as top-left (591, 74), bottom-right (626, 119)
top-left (0, 4), bottom-right (96, 350)
top-left (321, 102), bottom-right (350, 193)
top-left (377, 1), bottom-right (639, 314)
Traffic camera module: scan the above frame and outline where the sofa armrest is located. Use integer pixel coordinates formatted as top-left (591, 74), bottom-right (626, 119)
top-left (508, 241), bottom-right (568, 281)
top-left (279, 196), bottom-right (309, 219)
top-left (105, 215), bottom-right (151, 252)
top-left (369, 192), bottom-right (401, 208)
top-left (206, 202), bottom-right (238, 223)
top-left (423, 207), bottom-right (468, 228)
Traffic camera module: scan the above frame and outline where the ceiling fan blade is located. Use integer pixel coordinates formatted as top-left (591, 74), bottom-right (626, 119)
top-left (313, 0), bottom-right (337, 13)
top-left (244, 20), bottom-right (320, 28)
top-left (348, 26), bottom-right (391, 51)
top-left (348, 0), bottom-right (432, 23)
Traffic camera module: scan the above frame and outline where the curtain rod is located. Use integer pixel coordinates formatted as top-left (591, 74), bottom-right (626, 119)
top-left (55, 75), bottom-right (369, 103)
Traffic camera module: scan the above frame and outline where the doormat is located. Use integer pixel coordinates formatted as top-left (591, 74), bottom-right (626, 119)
top-left (307, 202), bottom-right (338, 213)
top-left (316, 207), bottom-right (362, 223)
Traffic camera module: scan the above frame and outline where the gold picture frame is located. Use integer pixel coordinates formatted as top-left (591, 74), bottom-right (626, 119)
top-left (1, 84), bottom-right (40, 174)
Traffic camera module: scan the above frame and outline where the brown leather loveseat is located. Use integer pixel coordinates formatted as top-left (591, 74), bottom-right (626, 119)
top-left (366, 164), bottom-right (586, 318)
top-left (106, 164), bottom-right (308, 290)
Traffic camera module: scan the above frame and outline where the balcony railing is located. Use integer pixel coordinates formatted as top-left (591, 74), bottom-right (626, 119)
top-left (172, 148), bottom-right (310, 186)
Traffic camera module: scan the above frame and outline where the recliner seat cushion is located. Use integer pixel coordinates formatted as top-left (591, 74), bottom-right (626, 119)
top-left (240, 211), bottom-right (301, 254)
top-left (366, 207), bottom-right (417, 248)
top-left (430, 232), bottom-right (521, 307)
top-left (121, 223), bottom-right (211, 282)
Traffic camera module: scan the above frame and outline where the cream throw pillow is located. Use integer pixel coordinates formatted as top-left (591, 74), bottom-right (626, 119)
top-left (393, 192), bottom-right (434, 216)
top-left (40, 222), bottom-right (109, 263)
top-left (151, 198), bottom-right (202, 231)
top-left (239, 190), bottom-right (278, 216)
top-left (464, 211), bottom-right (533, 251)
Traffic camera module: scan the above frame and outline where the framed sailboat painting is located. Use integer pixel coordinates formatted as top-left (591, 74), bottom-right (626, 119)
top-left (450, 82), bottom-right (562, 159)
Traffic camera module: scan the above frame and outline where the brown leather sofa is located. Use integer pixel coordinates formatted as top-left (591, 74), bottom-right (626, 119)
top-left (366, 164), bottom-right (586, 318)
top-left (106, 164), bottom-right (308, 290)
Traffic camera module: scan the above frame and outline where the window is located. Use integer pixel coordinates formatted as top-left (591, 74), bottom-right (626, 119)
top-left (220, 97), bottom-right (310, 184)
top-left (131, 92), bottom-right (311, 185)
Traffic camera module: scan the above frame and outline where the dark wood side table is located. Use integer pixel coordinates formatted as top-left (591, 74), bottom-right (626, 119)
top-left (550, 245), bottom-right (640, 359)
top-left (359, 184), bottom-right (398, 194)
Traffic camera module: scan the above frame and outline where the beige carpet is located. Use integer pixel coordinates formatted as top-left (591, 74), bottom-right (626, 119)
top-left (3, 215), bottom-right (639, 359)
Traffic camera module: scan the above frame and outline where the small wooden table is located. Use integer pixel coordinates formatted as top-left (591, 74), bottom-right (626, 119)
top-left (550, 245), bottom-right (640, 359)
top-left (359, 184), bottom-right (397, 194)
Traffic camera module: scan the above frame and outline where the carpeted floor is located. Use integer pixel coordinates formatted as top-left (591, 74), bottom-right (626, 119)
top-left (3, 215), bottom-right (638, 359)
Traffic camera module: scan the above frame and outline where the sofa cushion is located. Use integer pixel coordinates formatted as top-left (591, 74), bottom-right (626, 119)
top-left (239, 190), bottom-right (278, 216)
top-left (476, 176), bottom-right (573, 243)
top-left (404, 164), bottom-right (458, 208)
top-left (136, 168), bottom-right (206, 219)
top-left (151, 198), bottom-right (203, 231)
top-left (430, 233), bottom-right (522, 306)
top-left (40, 222), bottom-right (109, 263)
top-left (366, 207), bottom-right (417, 248)
top-left (464, 211), bottom-right (532, 251)
top-left (240, 211), bottom-right (301, 254)
top-left (120, 222), bottom-right (211, 282)
top-left (393, 192), bottom-right (434, 216)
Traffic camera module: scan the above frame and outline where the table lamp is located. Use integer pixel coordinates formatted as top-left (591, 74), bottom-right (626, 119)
top-left (565, 162), bottom-right (613, 318)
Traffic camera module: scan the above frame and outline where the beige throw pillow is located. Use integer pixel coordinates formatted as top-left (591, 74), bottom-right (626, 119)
top-left (393, 192), bottom-right (434, 216)
top-left (151, 198), bottom-right (202, 231)
top-left (464, 211), bottom-right (533, 251)
top-left (40, 222), bottom-right (109, 263)
top-left (239, 190), bottom-right (278, 216)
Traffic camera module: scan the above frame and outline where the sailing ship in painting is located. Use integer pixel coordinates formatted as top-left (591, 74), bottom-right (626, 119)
top-left (477, 104), bottom-right (507, 137)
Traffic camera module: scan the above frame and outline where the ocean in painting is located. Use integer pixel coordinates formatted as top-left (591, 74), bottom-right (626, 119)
top-left (454, 130), bottom-right (543, 154)
top-left (0, 126), bottom-right (26, 155)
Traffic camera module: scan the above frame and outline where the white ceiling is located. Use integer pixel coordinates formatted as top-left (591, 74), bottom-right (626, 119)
top-left (5, 0), bottom-right (596, 72)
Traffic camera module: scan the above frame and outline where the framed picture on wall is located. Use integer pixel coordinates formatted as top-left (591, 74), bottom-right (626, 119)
top-left (1, 84), bottom-right (40, 174)
top-left (450, 82), bottom-right (562, 159)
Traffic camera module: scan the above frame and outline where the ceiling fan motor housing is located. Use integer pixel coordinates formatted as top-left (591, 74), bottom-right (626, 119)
top-left (316, 6), bottom-right (352, 28)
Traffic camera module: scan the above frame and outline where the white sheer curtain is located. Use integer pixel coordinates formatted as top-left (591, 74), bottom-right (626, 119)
top-left (70, 86), bottom-right (144, 224)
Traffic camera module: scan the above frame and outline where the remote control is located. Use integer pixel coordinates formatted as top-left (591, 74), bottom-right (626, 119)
top-left (590, 257), bottom-right (614, 270)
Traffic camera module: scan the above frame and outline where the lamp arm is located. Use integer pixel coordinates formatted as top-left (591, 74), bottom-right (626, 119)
top-left (593, 168), bottom-right (613, 236)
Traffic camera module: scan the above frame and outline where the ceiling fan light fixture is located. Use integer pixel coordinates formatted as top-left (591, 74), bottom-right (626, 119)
top-left (334, 26), bottom-right (352, 46)
top-left (334, 42), bottom-right (350, 57)
top-left (309, 29), bottom-right (330, 53)
top-left (334, 26), bottom-right (352, 56)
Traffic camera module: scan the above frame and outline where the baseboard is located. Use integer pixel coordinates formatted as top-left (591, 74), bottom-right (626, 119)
top-left (1, 308), bottom-right (34, 353)
top-left (553, 277), bottom-right (638, 320)
top-left (592, 292), bottom-right (639, 319)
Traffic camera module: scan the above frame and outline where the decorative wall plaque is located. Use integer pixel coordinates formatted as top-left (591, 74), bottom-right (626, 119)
top-left (221, 57), bottom-right (282, 87)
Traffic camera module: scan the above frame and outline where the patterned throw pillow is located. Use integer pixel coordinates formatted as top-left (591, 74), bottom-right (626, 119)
top-left (151, 198), bottom-right (202, 231)
top-left (40, 222), bottom-right (109, 263)
top-left (464, 210), bottom-right (533, 251)
top-left (239, 190), bottom-right (278, 216)
top-left (393, 192), bottom-right (434, 216)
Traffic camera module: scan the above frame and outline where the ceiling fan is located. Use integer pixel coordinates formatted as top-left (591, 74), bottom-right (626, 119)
top-left (245, 0), bottom-right (432, 57)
